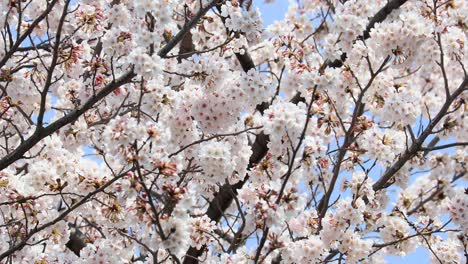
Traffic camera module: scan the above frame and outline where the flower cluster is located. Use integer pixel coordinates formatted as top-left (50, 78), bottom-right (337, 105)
top-left (221, 1), bottom-right (263, 43)
top-left (262, 100), bottom-right (307, 155)
top-left (192, 92), bottom-right (242, 134)
top-left (196, 140), bottom-right (236, 185)
top-left (189, 215), bottom-right (216, 249)
top-left (331, 0), bottom-right (381, 53)
top-left (237, 69), bottom-right (275, 109)
top-left (368, 10), bottom-right (433, 67)
top-left (341, 171), bottom-right (375, 202)
top-left (338, 230), bottom-right (373, 263)
top-left (368, 82), bottom-right (422, 126)
top-left (321, 198), bottom-right (366, 244)
top-left (359, 127), bottom-right (406, 166)
top-left (445, 189), bottom-right (468, 231)
top-left (429, 236), bottom-right (463, 264)
top-left (281, 236), bottom-right (326, 263)
top-left (129, 48), bottom-right (164, 79)
top-left (376, 214), bottom-right (418, 256)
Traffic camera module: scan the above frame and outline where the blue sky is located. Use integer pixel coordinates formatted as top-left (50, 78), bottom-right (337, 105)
top-left (255, 1), bottom-right (431, 262)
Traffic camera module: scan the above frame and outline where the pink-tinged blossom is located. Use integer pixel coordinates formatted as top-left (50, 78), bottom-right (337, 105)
top-left (189, 215), bottom-right (216, 249)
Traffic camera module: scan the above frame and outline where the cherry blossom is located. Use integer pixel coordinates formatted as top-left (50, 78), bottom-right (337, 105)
top-left (0, 0), bottom-right (466, 263)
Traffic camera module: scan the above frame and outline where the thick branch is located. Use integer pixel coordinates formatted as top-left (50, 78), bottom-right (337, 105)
top-left (362, 0), bottom-right (408, 39)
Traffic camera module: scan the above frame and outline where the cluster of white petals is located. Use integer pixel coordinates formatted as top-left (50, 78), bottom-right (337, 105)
top-left (262, 100), bottom-right (307, 155)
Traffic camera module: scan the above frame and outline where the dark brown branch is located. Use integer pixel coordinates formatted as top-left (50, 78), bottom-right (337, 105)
top-left (65, 226), bottom-right (88, 256)
top-left (235, 50), bottom-right (256, 72)
top-left (0, 70), bottom-right (136, 171)
top-left (158, 0), bottom-right (222, 58)
top-left (362, 0), bottom-right (408, 40)
top-left (421, 142), bottom-right (468, 152)
top-left (373, 77), bottom-right (467, 191)
top-left (37, 0), bottom-right (71, 128)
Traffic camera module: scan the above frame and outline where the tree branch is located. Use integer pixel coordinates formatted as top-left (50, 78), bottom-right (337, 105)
top-left (373, 77), bottom-right (467, 191)
top-left (158, 0), bottom-right (222, 58)
top-left (0, 70), bottom-right (136, 171)
top-left (0, 0), bottom-right (60, 69)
